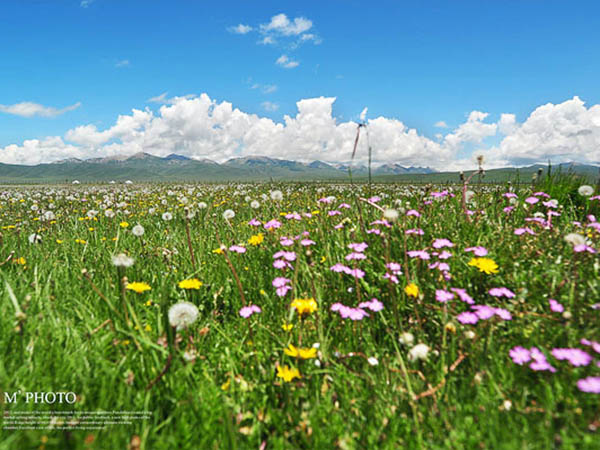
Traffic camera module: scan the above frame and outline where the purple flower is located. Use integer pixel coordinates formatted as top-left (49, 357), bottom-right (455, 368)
top-left (406, 209), bottom-right (421, 217)
top-left (488, 287), bottom-right (515, 298)
top-left (285, 212), bottom-right (302, 220)
top-left (514, 227), bottom-right (536, 236)
top-left (366, 228), bottom-right (381, 234)
top-left (383, 273), bottom-right (399, 284)
top-left (494, 308), bottom-right (512, 321)
top-left (433, 238), bottom-right (454, 249)
top-left (272, 277), bottom-right (291, 288)
top-left (339, 203), bottom-right (351, 209)
top-left (457, 312), bottom-right (479, 324)
top-left (525, 196), bottom-right (539, 205)
top-left (438, 251), bottom-right (453, 260)
top-left (529, 347), bottom-right (556, 372)
top-left (465, 246), bottom-right (488, 256)
top-left (228, 245), bottom-right (246, 253)
top-left (548, 299), bottom-right (564, 313)
top-left (359, 298), bottom-right (384, 312)
top-left (300, 239), bottom-right (315, 246)
top-left (248, 218), bottom-right (261, 226)
top-left (577, 377), bottom-right (600, 393)
top-left (472, 305), bottom-right (495, 320)
top-left (344, 267), bottom-right (365, 279)
top-left (328, 210), bottom-right (342, 216)
top-left (451, 288), bottom-right (474, 305)
top-left (345, 252), bottom-right (367, 261)
top-left (330, 263), bottom-right (349, 273)
top-left (348, 242), bottom-right (368, 253)
top-left (551, 348), bottom-right (592, 367)
top-left (386, 262), bottom-right (402, 274)
top-left (509, 346), bottom-right (531, 365)
top-left (273, 251), bottom-right (296, 261)
top-left (405, 228), bottom-right (424, 235)
top-left (280, 237), bottom-right (294, 246)
top-left (503, 192), bottom-right (518, 199)
top-left (407, 250), bottom-right (430, 260)
top-left (574, 244), bottom-right (596, 253)
top-left (263, 219), bottom-right (281, 230)
top-left (435, 289), bottom-right (454, 303)
top-left (239, 304), bottom-right (261, 318)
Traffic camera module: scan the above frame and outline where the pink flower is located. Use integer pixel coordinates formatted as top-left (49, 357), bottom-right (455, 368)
top-left (574, 244), bottom-right (596, 253)
top-left (435, 289), bottom-right (454, 303)
top-left (280, 237), bottom-right (294, 246)
top-left (451, 288), bottom-right (474, 305)
top-left (405, 228), bottom-right (424, 235)
top-left (345, 252), bottom-right (367, 261)
top-left (406, 209), bottom-right (421, 217)
top-left (472, 305), bottom-right (495, 320)
top-left (330, 263), bottom-right (349, 273)
top-left (386, 262), bottom-right (402, 274)
top-left (529, 347), bottom-right (556, 372)
top-left (300, 239), bottom-right (315, 246)
top-left (239, 304), bottom-right (261, 318)
top-left (509, 346), bottom-right (531, 365)
top-left (514, 227), bottom-right (536, 236)
top-left (366, 228), bottom-right (381, 234)
top-left (339, 203), bottom-right (351, 209)
top-left (228, 245), bottom-right (246, 253)
top-left (328, 210), bottom-right (342, 216)
top-left (248, 218), bottom-right (261, 226)
top-left (359, 298), bottom-right (384, 312)
top-left (551, 348), bottom-right (592, 367)
top-left (433, 238), bottom-right (454, 249)
top-left (438, 251), bottom-right (453, 260)
top-left (457, 311), bottom-right (479, 324)
top-left (577, 377), bottom-right (600, 393)
top-left (465, 246), bottom-right (488, 256)
top-left (383, 273), bottom-right (399, 284)
top-left (263, 219), bottom-right (281, 230)
top-left (503, 192), bottom-right (518, 199)
top-left (488, 287), bottom-right (515, 298)
top-left (548, 299), bottom-right (564, 313)
top-left (348, 242), bottom-right (368, 253)
top-left (273, 251), bottom-right (296, 261)
top-left (525, 196), bottom-right (539, 205)
top-left (272, 277), bottom-right (291, 288)
top-left (407, 250), bottom-right (430, 260)
top-left (285, 212), bottom-right (302, 220)
top-left (494, 308), bottom-right (512, 321)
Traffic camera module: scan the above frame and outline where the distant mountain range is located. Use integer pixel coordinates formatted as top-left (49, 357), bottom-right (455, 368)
top-left (0, 152), bottom-right (596, 183)
top-left (0, 152), bottom-right (438, 182)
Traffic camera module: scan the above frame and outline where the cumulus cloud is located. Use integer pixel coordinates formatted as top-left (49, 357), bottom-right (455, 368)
top-left (1, 95), bottom-right (598, 169)
top-left (0, 101), bottom-right (81, 118)
top-left (228, 24), bottom-right (253, 34)
top-left (276, 54), bottom-right (299, 69)
top-left (260, 13), bottom-right (312, 36)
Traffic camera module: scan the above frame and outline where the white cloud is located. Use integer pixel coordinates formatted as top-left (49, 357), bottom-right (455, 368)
top-left (276, 54), bottom-right (299, 69)
top-left (148, 92), bottom-right (168, 103)
top-left (434, 121), bottom-right (448, 128)
top-left (80, 0), bottom-right (94, 7)
top-left (0, 101), bottom-right (81, 118)
top-left (250, 83), bottom-right (277, 94)
top-left (228, 24), bottom-right (253, 34)
top-left (261, 101), bottom-right (279, 112)
top-left (260, 13), bottom-right (312, 36)
top-left (115, 59), bottom-right (130, 68)
top-left (1, 95), bottom-right (598, 169)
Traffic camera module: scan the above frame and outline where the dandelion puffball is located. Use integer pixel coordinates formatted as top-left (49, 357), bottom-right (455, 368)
top-left (407, 343), bottom-right (430, 362)
top-left (223, 209), bottom-right (235, 220)
top-left (168, 302), bottom-right (199, 330)
top-left (132, 224), bottom-right (145, 236)
top-left (111, 253), bottom-right (134, 268)
top-left (578, 185), bottom-right (594, 197)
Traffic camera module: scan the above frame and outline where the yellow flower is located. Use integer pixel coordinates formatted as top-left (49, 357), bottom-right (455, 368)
top-left (56, 239), bottom-right (63, 244)
top-left (468, 257), bottom-right (499, 275)
top-left (248, 233), bottom-right (265, 246)
top-left (144, 324), bottom-right (151, 332)
top-left (125, 282), bottom-right (151, 294)
top-left (404, 283), bottom-right (419, 298)
top-left (212, 248), bottom-right (224, 254)
top-left (284, 344), bottom-right (317, 359)
top-left (276, 365), bottom-right (301, 382)
top-left (15, 257), bottom-right (26, 265)
top-left (178, 278), bottom-right (203, 290)
top-left (120, 221), bottom-right (129, 228)
top-left (221, 379), bottom-right (231, 391)
top-left (282, 323), bottom-right (293, 332)
top-left (75, 238), bottom-right (87, 244)
top-left (290, 298), bottom-right (318, 316)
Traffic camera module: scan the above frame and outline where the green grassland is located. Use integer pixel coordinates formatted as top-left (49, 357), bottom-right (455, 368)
top-left (0, 177), bottom-right (599, 449)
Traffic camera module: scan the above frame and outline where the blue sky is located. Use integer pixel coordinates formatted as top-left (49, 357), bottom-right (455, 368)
top-left (1, 0), bottom-right (599, 168)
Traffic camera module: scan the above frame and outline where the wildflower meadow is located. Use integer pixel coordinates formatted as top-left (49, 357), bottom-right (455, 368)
top-left (1, 176), bottom-right (599, 449)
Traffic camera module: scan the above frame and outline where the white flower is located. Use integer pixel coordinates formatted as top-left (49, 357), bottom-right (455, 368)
top-left (578, 185), bottom-right (594, 197)
top-left (314, 359), bottom-right (321, 367)
top-left (168, 302), bottom-right (199, 330)
top-left (383, 208), bottom-right (399, 222)
top-left (198, 202), bottom-right (207, 209)
top-left (464, 330), bottom-right (476, 340)
top-left (148, 207), bottom-right (156, 215)
top-left (223, 209), bottom-right (235, 220)
top-left (30, 204), bottom-right (39, 211)
top-left (367, 357), bottom-right (379, 366)
top-left (270, 190), bottom-right (283, 201)
top-left (132, 224), bottom-right (145, 237)
top-left (111, 253), bottom-right (134, 268)
top-left (501, 400), bottom-right (512, 411)
top-left (407, 343), bottom-right (429, 362)
top-left (398, 332), bottom-right (414, 346)
top-left (564, 233), bottom-right (586, 247)
top-left (72, 180), bottom-right (80, 185)
top-left (43, 211), bottom-right (55, 221)
top-left (87, 210), bottom-right (99, 218)
top-left (250, 200), bottom-right (260, 209)
top-left (105, 209), bottom-right (115, 218)
top-left (28, 233), bottom-right (42, 244)
top-left (162, 212), bottom-right (173, 221)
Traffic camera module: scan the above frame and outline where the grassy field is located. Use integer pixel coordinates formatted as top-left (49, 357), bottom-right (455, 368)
top-left (1, 175), bottom-right (599, 449)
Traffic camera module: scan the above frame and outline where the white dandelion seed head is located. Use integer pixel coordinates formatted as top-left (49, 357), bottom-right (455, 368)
top-left (398, 332), bottom-right (414, 346)
top-left (105, 209), bottom-right (115, 218)
top-left (407, 343), bottom-right (429, 362)
top-left (198, 202), bottom-right (207, 209)
top-left (168, 301), bottom-right (199, 330)
top-left (132, 224), bottom-right (145, 237)
top-left (464, 330), bottom-right (476, 340)
top-left (270, 190), bottom-right (283, 201)
top-left (162, 212), bottom-right (173, 221)
top-left (87, 210), bottom-right (99, 218)
top-left (564, 233), bottom-right (586, 247)
top-left (383, 208), bottom-right (399, 222)
top-left (578, 185), bottom-right (594, 197)
top-left (223, 209), bottom-right (235, 220)
top-left (111, 253), bottom-right (134, 268)
top-left (250, 200), bottom-right (260, 209)
top-left (43, 211), bottom-right (55, 221)
top-left (367, 357), bottom-right (379, 366)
